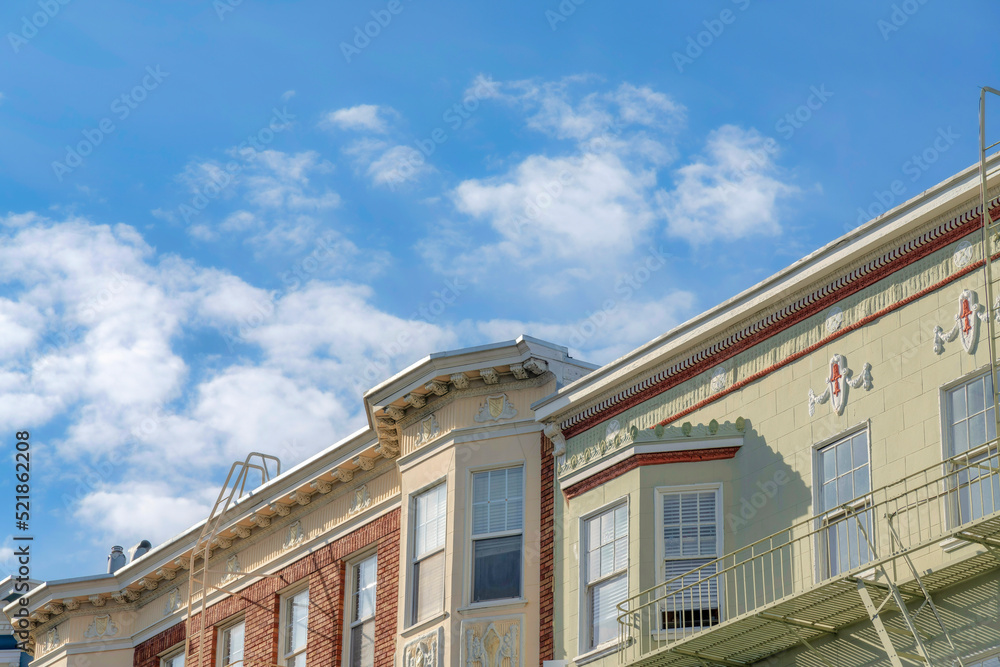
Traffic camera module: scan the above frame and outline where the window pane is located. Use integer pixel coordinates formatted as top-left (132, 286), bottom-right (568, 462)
top-left (663, 494), bottom-right (679, 523)
top-left (969, 378), bottom-right (986, 415)
top-left (350, 620), bottom-right (375, 667)
top-left (950, 384), bottom-right (968, 421)
top-left (415, 485), bottom-right (446, 556)
top-left (836, 441), bottom-right (852, 475)
top-left (413, 550), bottom-right (445, 622)
top-left (472, 535), bottom-right (521, 601)
top-left (852, 434), bottom-right (868, 466)
top-left (472, 467), bottom-right (523, 536)
top-left (354, 556), bottom-right (377, 622)
top-left (590, 573), bottom-right (627, 648)
top-left (286, 589), bottom-right (309, 654)
top-left (952, 420), bottom-right (970, 455)
top-left (223, 622), bottom-right (245, 666)
top-left (165, 654), bottom-right (185, 667)
top-left (821, 447), bottom-right (837, 481)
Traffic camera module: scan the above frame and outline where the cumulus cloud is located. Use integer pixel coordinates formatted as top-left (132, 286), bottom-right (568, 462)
top-left (0, 213), bottom-right (465, 561)
top-left (659, 125), bottom-right (799, 243)
top-left (323, 104), bottom-right (395, 133)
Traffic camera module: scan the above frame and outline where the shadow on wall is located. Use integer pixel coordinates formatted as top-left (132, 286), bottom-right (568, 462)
top-left (725, 423), bottom-right (812, 548)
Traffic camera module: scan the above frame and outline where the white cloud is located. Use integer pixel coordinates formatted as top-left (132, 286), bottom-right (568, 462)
top-left (659, 125), bottom-right (799, 243)
top-left (0, 214), bottom-right (465, 561)
top-left (367, 145), bottom-right (435, 188)
top-left (471, 291), bottom-right (695, 363)
top-left (74, 483), bottom-right (215, 549)
top-left (323, 104), bottom-right (394, 134)
top-left (452, 150), bottom-right (657, 264)
top-left (468, 75), bottom-right (684, 141)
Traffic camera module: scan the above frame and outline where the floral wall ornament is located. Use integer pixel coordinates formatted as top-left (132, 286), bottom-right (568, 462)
top-left (163, 589), bottom-right (182, 616)
top-left (221, 554), bottom-right (241, 583)
top-left (473, 394), bottom-right (517, 423)
top-left (807, 354), bottom-right (873, 416)
top-left (415, 414), bottom-right (440, 445)
top-left (933, 289), bottom-right (992, 354)
top-left (710, 366), bottom-right (729, 393)
top-left (953, 239), bottom-right (974, 268)
top-left (825, 306), bottom-right (844, 333)
top-left (349, 484), bottom-right (371, 515)
top-left (84, 614), bottom-right (119, 639)
top-left (404, 627), bottom-right (441, 667)
top-left (282, 521), bottom-right (304, 550)
top-left (463, 617), bottom-right (521, 667)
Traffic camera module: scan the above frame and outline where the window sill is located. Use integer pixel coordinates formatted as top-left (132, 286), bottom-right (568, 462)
top-left (940, 536), bottom-right (975, 553)
top-left (400, 611), bottom-right (449, 638)
top-left (457, 598), bottom-right (528, 614)
top-left (574, 642), bottom-right (618, 665)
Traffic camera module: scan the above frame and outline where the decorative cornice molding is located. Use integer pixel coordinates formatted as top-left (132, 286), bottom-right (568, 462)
top-left (334, 468), bottom-right (354, 483)
top-left (425, 380), bottom-right (449, 396)
top-left (252, 513), bottom-right (272, 528)
top-left (510, 363), bottom-right (529, 380)
top-left (405, 393), bottom-right (426, 408)
top-left (543, 423), bottom-right (566, 457)
top-left (451, 373), bottom-right (470, 389)
top-left (290, 490), bottom-right (312, 506)
top-left (354, 455), bottom-right (375, 470)
top-left (62, 599), bottom-right (80, 612)
top-left (88, 595), bottom-right (106, 607)
top-left (310, 479), bottom-right (333, 494)
top-left (232, 524), bottom-right (253, 539)
top-left (269, 502), bottom-right (291, 517)
top-left (524, 358), bottom-right (548, 375)
top-left (564, 446), bottom-right (742, 499)
top-left (385, 406), bottom-right (406, 421)
top-left (559, 418), bottom-right (746, 478)
top-left (559, 196), bottom-right (1000, 438)
top-left (156, 568), bottom-right (177, 581)
top-left (480, 367), bottom-right (500, 384)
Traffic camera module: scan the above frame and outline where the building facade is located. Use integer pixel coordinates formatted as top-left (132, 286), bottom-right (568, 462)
top-left (9, 158), bottom-right (1000, 667)
top-left (534, 156), bottom-right (1000, 667)
top-left (9, 338), bottom-right (595, 667)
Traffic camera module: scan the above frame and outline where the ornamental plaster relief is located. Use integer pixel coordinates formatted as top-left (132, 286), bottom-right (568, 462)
top-left (461, 616), bottom-right (522, 667)
top-left (558, 418), bottom-right (746, 477)
top-left (564, 231), bottom-right (990, 459)
top-left (404, 627), bottom-right (442, 667)
top-left (806, 354), bottom-right (873, 416)
top-left (931, 289), bottom-right (998, 354)
top-left (559, 192), bottom-right (1000, 437)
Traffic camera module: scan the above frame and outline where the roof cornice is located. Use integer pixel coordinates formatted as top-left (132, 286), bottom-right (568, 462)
top-left (533, 154), bottom-right (1000, 431)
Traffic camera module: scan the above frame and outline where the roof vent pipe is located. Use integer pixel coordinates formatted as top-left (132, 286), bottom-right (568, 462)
top-left (129, 540), bottom-right (152, 562)
top-left (107, 546), bottom-right (126, 574)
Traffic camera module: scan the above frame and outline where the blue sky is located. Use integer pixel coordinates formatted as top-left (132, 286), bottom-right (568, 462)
top-left (2, 0), bottom-right (1000, 580)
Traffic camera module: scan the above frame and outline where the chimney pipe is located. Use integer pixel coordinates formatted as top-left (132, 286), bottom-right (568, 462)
top-left (107, 546), bottom-right (126, 574)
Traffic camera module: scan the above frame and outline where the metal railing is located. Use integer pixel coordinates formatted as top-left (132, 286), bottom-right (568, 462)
top-left (617, 440), bottom-right (1000, 664)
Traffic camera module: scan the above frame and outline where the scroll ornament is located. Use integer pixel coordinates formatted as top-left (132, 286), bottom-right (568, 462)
top-left (808, 354), bottom-right (873, 416)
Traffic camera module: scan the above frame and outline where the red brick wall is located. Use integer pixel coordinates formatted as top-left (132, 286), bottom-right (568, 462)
top-left (136, 509), bottom-right (400, 667)
top-left (539, 433), bottom-right (555, 666)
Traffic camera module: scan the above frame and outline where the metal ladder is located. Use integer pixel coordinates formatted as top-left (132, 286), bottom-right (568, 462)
top-left (184, 452), bottom-right (280, 667)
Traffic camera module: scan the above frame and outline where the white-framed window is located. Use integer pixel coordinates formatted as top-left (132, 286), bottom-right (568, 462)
top-left (582, 501), bottom-right (628, 650)
top-left (411, 482), bottom-right (447, 624)
top-left (656, 485), bottom-right (721, 631)
top-left (348, 554), bottom-right (378, 667)
top-left (280, 587), bottom-right (309, 667)
top-left (470, 465), bottom-right (524, 603)
top-left (219, 619), bottom-right (245, 667)
top-left (161, 648), bottom-right (185, 667)
top-left (816, 429), bottom-right (872, 578)
top-left (945, 372), bottom-right (1000, 524)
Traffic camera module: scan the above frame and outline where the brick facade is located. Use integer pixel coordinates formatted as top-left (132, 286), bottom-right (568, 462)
top-left (137, 509), bottom-right (400, 667)
top-left (539, 433), bottom-right (554, 666)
